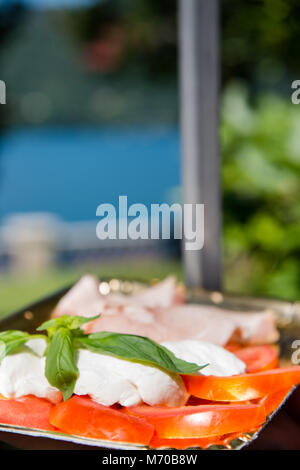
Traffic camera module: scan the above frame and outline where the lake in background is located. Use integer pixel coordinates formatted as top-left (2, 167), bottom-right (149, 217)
top-left (0, 126), bottom-right (180, 223)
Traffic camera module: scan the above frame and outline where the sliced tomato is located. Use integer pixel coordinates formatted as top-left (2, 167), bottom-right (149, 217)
top-left (256, 387), bottom-right (294, 416)
top-left (123, 403), bottom-right (266, 439)
top-left (186, 396), bottom-right (218, 406)
top-left (183, 366), bottom-right (300, 402)
top-left (50, 395), bottom-right (154, 445)
top-left (0, 395), bottom-right (54, 431)
top-left (225, 344), bottom-right (241, 353)
top-left (234, 345), bottom-right (278, 373)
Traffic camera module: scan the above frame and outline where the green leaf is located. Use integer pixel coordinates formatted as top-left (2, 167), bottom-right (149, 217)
top-left (45, 328), bottom-right (78, 401)
top-left (37, 314), bottom-right (100, 338)
top-left (0, 330), bottom-right (33, 363)
top-left (75, 332), bottom-right (206, 375)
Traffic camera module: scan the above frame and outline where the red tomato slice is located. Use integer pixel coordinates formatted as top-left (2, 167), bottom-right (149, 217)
top-left (0, 395), bottom-right (54, 431)
top-left (225, 344), bottom-right (241, 353)
top-left (123, 403), bottom-right (266, 439)
top-left (183, 367), bottom-right (300, 402)
top-left (234, 346), bottom-right (278, 373)
top-left (256, 387), bottom-right (294, 416)
top-left (50, 395), bottom-right (154, 445)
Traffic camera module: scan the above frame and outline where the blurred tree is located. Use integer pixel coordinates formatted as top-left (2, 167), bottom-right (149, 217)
top-left (222, 82), bottom-right (300, 299)
top-left (59, 0), bottom-right (177, 78)
top-left (59, 0), bottom-right (300, 86)
top-left (222, 0), bottom-right (300, 87)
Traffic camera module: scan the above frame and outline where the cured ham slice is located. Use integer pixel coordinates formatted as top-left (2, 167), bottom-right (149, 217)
top-left (85, 307), bottom-right (170, 342)
top-left (53, 275), bottom-right (183, 318)
top-left (52, 274), bottom-right (106, 318)
top-left (85, 304), bottom-right (278, 345)
top-left (156, 305), bottom-right (278, 345)
top-left (85, 304), bottom-right (230, 343)
top-left (101, 276), bottom-right (184, 310)
top-left (53, 275), bottom-right (278, 346)
top-left (124, 276), bottom-right (185, 309)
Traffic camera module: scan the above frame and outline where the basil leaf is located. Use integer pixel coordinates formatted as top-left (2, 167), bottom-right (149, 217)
top-left (76, 332), bottom-right (205, 375)
top-left (0, 330), bottom-right (33, 363)
top-left (37, 314), bottom-right (100, 338)
top-left (45, 328), bottom-right (78, 401)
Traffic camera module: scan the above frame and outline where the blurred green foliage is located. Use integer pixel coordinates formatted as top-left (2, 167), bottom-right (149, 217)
top-left (222, 82), bottom-right (300, 299)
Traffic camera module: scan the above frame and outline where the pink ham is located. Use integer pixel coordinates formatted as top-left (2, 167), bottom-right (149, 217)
top-left (53, 275), bottom-right (183, 318)
top-left (85, 307), bottom-right (171, 342)
top-left (103, 276), bottom-right (184, 310)
top-left (53, 275), bottom-right (278, 346)
top-left (86, 304), bottom-right (278, 345)
top-left (156, 305), bottom-right (279, 345)
top-left (52, 274), bottom-right (106, 318)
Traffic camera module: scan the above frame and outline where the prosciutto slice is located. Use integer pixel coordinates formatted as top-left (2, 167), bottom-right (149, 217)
top-left (52, 275), bottom-right (278, 346)
top-left (52, 275), bottom-right (106, 318)
top-left (107, 276), bottom-right (185, 309)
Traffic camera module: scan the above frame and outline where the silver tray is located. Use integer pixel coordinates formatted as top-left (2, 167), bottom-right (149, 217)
top-left (0, 278), bottom-right (298, 450)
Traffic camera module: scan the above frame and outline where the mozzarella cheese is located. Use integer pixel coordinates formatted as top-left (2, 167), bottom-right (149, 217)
top-left (0, 339), bottom-right (61, 403)
top-left (162, 339), bottom-right (246, 376)
top-left (0, 338), bottom-right (245, 407)
top-left (74, 349), bottom-right (188, 407)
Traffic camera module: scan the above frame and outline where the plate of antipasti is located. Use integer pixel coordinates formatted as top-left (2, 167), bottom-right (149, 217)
top-left (0, 275), bottom-right (299, 450)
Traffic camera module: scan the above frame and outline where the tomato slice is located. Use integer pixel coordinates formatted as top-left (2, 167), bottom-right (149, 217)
top-left (256, 387), bottom-right (294, 416)
top-left (225, 344), bottom-right (241, 353)
top-left (50, 396), bottom-right (154, 445)
top-left (234, 346), bottom-right (278, 373)
top-left (0, 395), bottom-right (55, 431)
top-left (123, 403), bottom-right (266, 439)
top-left (182, 367), bottom-right (300, 402)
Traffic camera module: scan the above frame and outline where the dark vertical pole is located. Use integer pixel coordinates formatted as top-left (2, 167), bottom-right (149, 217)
top-left (179, 0), bottom-right (221, 290)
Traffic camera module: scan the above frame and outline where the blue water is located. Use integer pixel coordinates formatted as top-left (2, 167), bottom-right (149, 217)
top-left (0, 127), bottom-right (180, 223)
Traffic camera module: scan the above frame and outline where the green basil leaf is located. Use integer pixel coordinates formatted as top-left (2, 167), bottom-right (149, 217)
top-left (37, 314), bottom-right (100, 337)
top-left (45, 328), bottom-right (78, 401)
top-left (0, 330), bottom-right (33, 363)
top-left (75, 332), bottom-right (206, 375)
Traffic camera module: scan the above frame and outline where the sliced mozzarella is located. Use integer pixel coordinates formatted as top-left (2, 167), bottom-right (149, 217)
top-left (162, 339), bottom-right (246, 376)
top-left (74, 349), bottom-right (188, 407)
top-left (0, 341), bottom-right (61, 403)
top-left (25, 338), bottom-right (47, 357)
top-left (0, 337), bottom-right (245, 408)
